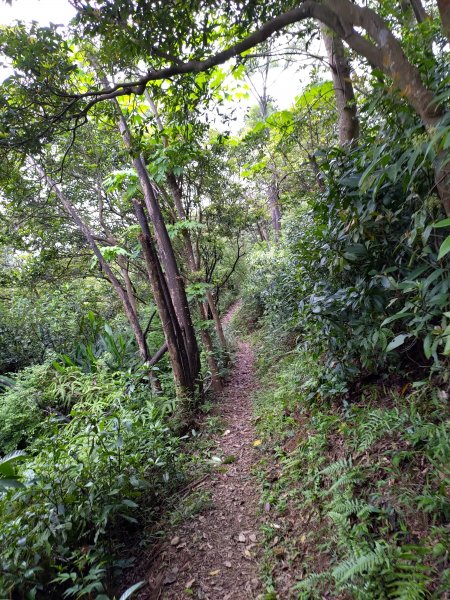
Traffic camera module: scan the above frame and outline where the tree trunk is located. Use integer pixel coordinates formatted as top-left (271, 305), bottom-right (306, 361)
top-left (198, 301), bottom-right (223, 392)
top-left (268, 174), bottom-right (281, 240)
top-left (32, 161), bottom-right (150, 364)
top-left (437, 0), bottom-right (450, 42)
top-left (166, 173), bottom-right (228, 356)
top-left (132, 198), bottom-right (194, 394)
top-left (145, 93), bottom-right (228, 357)
top-left (113, 104), bottom-right (201, 385)
top-left (118, 258), bottom-right (139, 318)
top-left (409, 0), bottom-right (428, 23)
top-left (205, 289), bottom-right (228, 351)
top-left (321, 25), bottom-right (360, 145)
top-left (320, 0), bottom-right (449, 213)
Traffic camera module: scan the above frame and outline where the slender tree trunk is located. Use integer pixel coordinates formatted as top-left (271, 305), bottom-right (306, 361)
top-left (113, 103), bottom-right (201, 385)
top-left (118, 258), bottom-right (139, 318)
top-left (132, 199), bottom-right (194, 394)
top-left (146, 93), bottom-right (228, 356)
top-left (32, 162), bottom-right (150, 364)
top-left (166, 173), bottom-right (228, 357)
top-left (409, 0), bottom-right (428, 23)
top-left (205, 290), bottom-right (228, 351)
top-left (197, 301), bottom-right (223, 392)
top-left (268, 173), bottom-right (281, 240)
top-left (321, 25), bottom-right (359, 145)
top-left (256, 221), bottom-right (269, 242)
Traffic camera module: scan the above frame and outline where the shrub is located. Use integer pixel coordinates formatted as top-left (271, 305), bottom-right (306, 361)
top-left (0, 365), bottom-right (181, 599)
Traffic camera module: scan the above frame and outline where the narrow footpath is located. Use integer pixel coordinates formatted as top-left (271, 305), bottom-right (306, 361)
top-left (144, 303), bottom-right (262, 599)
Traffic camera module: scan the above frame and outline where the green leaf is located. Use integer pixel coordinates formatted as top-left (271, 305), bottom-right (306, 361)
top-left (386, 334), bottom-right (410, 352)
top-left (423, 334), bottom-right (432, 359)
top-left (118, 581), bottom-right (145, 600)
top-left (437, 235), bottom-right (450, 260)
top-left (381, 312), bottom-right (415, 326)
top-left (433, 218), bottom-right (450, 228)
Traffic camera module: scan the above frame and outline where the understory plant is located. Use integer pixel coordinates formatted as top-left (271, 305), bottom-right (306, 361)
top-left (0, 363), bottom-right (182, 599)
top-left (250, 335), bottom-right (450, 599)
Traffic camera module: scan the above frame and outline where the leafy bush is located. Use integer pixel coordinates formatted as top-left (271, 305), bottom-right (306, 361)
top-left (0, 283), bottom-right (113, 374)
top-left (0, 365), bottom-right (181, 599)
top-left (244, 111), bottom-right (450, 392)
top-left (0, 361), bottom-right (137, 453)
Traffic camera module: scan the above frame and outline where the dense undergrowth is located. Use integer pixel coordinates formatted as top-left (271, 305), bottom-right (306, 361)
top-left (231, 305), bottom-right (449, 599)
top-left (0, 360), bottom-right (183, 599)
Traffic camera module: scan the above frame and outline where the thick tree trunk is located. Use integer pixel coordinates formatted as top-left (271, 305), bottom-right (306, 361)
top-left (437, 0), bottom-right (450, 42)
top-left (321, 25), bottom-right (360, 145)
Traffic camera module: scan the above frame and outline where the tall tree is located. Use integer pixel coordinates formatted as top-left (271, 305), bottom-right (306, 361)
top-left (320, 26), bottom-right (359, 145)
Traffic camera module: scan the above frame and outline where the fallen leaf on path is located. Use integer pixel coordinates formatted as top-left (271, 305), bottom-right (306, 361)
top-left (270, 536), bottom-right (279, 547)
top-left (209, 569), bottom-right (220, 576)
top-left (252, 439), bottom-right (262, 447)
top-left (185, 578), bottom-right (196, 589)
top-left (163, 571), bottom-right (177, 585)
top-left (170, 536), bottom-right (180, 546)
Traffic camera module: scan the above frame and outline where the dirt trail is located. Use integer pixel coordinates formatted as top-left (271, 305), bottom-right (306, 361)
top-left (144, 301), bottom-right (262, 599)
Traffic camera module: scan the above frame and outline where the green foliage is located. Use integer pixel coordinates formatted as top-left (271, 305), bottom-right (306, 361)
top-left (248, 331), bottom-right (450, 600)
top-left (244, 100), bottom-right (450, 391)
top-left (0, 364), bottom-right (181, 598)
top-left (57, 311), bottom-right (139, 374)
top-left (0, 283), bottom-right (110, 374)
top-left (0, 450), bottom-right (26, 491)
top-left (0, 362), bottom-right (57, 452)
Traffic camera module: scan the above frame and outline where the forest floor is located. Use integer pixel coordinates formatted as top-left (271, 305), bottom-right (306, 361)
top-left (140, 301), bottom-right (264, 600)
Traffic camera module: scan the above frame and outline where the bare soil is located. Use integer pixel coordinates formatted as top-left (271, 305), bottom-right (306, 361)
top-left (142, 302), bottom-right (263, 599)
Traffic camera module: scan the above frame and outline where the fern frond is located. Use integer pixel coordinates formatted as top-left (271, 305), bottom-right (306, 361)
top-left (332, 542), bottom-right (389, 584)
